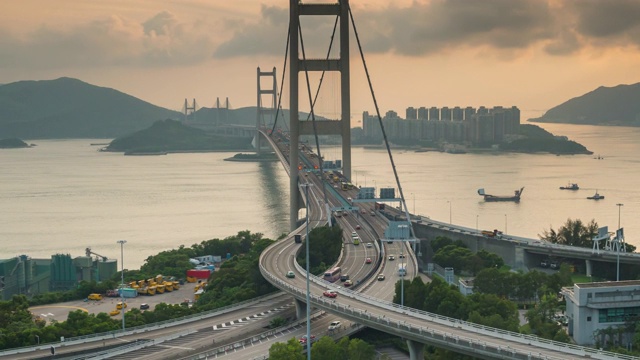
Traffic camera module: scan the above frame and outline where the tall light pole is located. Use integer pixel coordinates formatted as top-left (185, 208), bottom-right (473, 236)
top-left (411, 193), bottom-right (415, 215)
top-left (476, 215), bottom-right (479, 232)
top-left (117, 240), bottom-right (127, 332)
top-left (616, 203), bottom-right (623, 281)
top-left (616, 203), bottom-right (623, 230)
top-left (447, 201), bottom-right (452, 224)
top-left (301, 183), bottom-right (312, 360)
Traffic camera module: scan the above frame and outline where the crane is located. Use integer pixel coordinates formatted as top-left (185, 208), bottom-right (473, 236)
top-left (85, 247), bottom-right (108, 262)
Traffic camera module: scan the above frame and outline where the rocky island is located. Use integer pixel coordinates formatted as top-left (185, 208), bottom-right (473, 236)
top-left (0, 138), bottom-right (32, 149)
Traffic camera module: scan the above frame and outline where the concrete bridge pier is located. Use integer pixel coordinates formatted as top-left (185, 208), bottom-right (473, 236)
top-left (586, 259), bottom-right (592, 277)
top-left (406, 339), bottom-right (424, 360)
top-left (294, 298), bottom-right (310, 319)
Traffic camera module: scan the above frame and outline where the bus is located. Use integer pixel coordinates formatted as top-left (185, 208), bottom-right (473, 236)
top-left (323, 267), bottom-right (341, 283)
top-left (398, 264), bottom-right (406, 276)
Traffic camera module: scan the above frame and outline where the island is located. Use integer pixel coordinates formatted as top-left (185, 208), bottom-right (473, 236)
top-left (0, 138), bottom-right (32, 149)
top-left (103, 119), bottom-right (253, 155)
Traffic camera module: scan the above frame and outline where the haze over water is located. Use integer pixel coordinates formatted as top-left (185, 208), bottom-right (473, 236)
top-left (1, 123), bottom-right (638, 269)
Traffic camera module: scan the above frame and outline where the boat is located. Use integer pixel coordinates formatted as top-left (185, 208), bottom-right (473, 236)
top-left (559, 183), bottom-right (579, 190)
top-left (477, 187), bottom-right (524, 202)
top-left (587, 191), bottom-right (604, 200)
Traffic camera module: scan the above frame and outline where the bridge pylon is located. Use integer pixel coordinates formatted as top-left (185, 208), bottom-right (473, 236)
top-left (289, 0), bottom-right (352, 230)
top-left (256, 67), bottom-right (278, 155)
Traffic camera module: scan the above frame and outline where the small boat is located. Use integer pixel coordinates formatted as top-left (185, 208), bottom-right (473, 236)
top-left (587, 191), bottom-right (604, 200)
top-left (478, 187), bottom-right (524, 202)
top-left (559, 183), bottom-right (579, 190)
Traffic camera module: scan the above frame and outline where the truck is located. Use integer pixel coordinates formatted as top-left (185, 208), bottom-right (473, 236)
top-left (398, 264), bottom-right (406, 276)
top-left (481, 229), bottom-right (503, 238)
top-left (87, 293), bottom-right (103, 301)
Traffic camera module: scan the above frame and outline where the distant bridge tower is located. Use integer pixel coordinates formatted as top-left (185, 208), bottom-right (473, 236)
top-left (183, 98), bottom-right (197, 122)
top-left (289, 0), bottom-right (352, 230)
top-left (256, 67), bottom-right (278, 155)
top-left (216, 97), bottom-right (230, 127)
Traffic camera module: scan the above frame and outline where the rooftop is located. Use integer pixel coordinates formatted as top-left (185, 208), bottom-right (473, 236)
top-left (575, 280), bottom-right (640, 289)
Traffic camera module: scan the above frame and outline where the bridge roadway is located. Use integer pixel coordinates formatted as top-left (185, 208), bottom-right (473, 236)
top-left (258, 130), bottom-right (636, 360)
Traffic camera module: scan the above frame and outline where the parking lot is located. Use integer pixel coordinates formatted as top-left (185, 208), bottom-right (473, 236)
top-left (30, 281), bottom-right (200, 323)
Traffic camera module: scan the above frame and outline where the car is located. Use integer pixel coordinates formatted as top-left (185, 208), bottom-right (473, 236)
top-left (340, 274), bottom-right (350, 282)
top-left (366, 242), bottom-right (373, 248)
top-left (388, 255), bottom-right (395, 261)
top-left (351, 231), bottom-right (358, 238)
top-left (399, 254), bottom-right (405, 258)
top-left (116, 302), bottom-right (127, 310)
top-left (328, 321), bottom-right (342, 330)
top-left (377, 274), bottom-right (385, 281)
top-left (370, 211), bottom-right (376, 216)
top-left (344, 279), bottom-right (353, 287)
top-left (323, 290), bottom-right (338, 298)
top-left (286, 271), bottom-right (295, 278)
top-left (109, 309), bottom-right (120, 316)
top-left (365, 257), bottom-right (372, 264)
top-left (355, 224), bottom-right (361, 229)
top-left (140, 303), bottom-right (150, 310)
top-left (299, 334), bottom-right (317, 344)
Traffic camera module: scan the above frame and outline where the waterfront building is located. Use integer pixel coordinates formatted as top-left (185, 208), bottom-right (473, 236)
top-left (418, 107), bottom-right (428, 120)
top-left (452, 106), bottom-right (463, 121)
top-left (429, 107), bottom-right (440, 121)
top-left (406, 107), bottom-right (417, 120)
top-left (562, 280), bottom-right (640, 346)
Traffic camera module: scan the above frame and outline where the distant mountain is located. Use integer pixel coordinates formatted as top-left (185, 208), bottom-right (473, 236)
top-left (530, 83), bottom-right (640, 126)
top-left (0, 77), bottom-right (182, 139)
top-left (105, 119), bottom-right (252, 154)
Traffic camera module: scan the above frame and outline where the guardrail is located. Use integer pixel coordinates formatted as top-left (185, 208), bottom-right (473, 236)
top-left (0, 292), bottom-right (287, 357)
top-left (260, 247), bottom-right (639, 360)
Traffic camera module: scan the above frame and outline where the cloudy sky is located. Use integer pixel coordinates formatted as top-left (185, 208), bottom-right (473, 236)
top-left (2, 0), bottom-right (640, 122)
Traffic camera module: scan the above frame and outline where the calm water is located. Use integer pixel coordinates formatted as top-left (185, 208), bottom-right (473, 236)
top-left (1, 124), bottom-right (638, 269)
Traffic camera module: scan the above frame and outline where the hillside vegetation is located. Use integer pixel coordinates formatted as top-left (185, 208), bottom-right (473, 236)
top-left (530, 83), bottom-right (640, 126)
top-left (106, 119), bottom-right (253, 153)
top-left (0, 77), bottom-right (182, 139)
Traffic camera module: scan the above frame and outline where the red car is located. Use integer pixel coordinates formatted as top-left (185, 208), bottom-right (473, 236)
top-left (323, 290), bottom-right (338, 298)
top-left (365, 257), bottom-right (372, 264)
top-left (355, 224), bottom-right (361, 229)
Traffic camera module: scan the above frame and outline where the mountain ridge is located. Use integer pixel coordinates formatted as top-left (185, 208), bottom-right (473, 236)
top-left (530, 83), bottom-right (640, 126)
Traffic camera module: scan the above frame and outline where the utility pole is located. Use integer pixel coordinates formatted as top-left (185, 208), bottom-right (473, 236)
top-left (117, 240), bottom-right (127, 332)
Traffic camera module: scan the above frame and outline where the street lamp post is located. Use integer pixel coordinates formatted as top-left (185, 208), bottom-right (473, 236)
top-left (616, 203), bottom-right (623, 281)
top-left (117, 240), bottom-right (127, 332)
top-left (35, 335), bottom-right (39, 345)
top-left (301, 183), bottom-right (312, 360)
top-left (505, 214), bottom-right (508, 234)
top-left (447, 201), bottom-right (452, 224)
top-left (476, 215), bottom-right (479, 232)
top-left (411, 193), bottom-right (415, 215)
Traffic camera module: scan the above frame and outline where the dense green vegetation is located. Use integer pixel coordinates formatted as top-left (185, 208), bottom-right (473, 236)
top-left (106, 119), bottom-right (252, 153)
top-left (269, 336), bottom-right (375, 360)
top-left (430, 236), bottom-right (504, 276)
top-left (500, 124), bottom-right (592, 154)
top-left (296, 225), bottom-right (343, 275)
top-left (540, 218), bottom-right (636, 252)
top-left (0, 138), bottom-right (29, 148)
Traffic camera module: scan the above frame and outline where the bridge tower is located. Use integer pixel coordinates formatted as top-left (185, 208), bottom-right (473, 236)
top-left (215, 97), bottom-right (229, 127)
top-left (183, 98), bottom-right (196, 122)
top-left (289, 0), bottom-right (352, 230)
top-left (256, 67), bottom-right (278, 155)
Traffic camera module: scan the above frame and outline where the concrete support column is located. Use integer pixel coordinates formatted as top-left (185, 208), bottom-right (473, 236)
top-left (294, 298), bottom-right (307, 319)
top-left (406, 339), bottom-right (424, 360)
top-left (585, 259), bottom-right (592, 277)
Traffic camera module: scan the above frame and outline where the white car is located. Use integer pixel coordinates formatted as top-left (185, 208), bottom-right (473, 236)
top-left (366, 242), bottom-right (373, 248)
top-left (328, 320), bottom-right (342, 330)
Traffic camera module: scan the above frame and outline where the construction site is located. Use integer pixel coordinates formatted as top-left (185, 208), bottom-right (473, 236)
top-left (0, 248), bottom-right (118, 301)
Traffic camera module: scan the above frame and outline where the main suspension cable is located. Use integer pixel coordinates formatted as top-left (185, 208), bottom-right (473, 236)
top-left (348, 5), bottom-right (416, 240)
top-left (271, 23), bottom-right (291, 135)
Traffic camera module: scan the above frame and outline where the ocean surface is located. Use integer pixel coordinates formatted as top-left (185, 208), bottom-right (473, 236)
top-left (1, 123), bottom-right (638, 269)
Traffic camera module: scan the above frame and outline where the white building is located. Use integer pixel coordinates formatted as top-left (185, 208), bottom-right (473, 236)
top-left (562, 280), bottom-right (640, 346)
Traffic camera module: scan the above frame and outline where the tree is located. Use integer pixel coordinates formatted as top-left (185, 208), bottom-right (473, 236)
top-left (269, 337), bottom-right (305, 360)
top-left (539, 218), bottom-right (598, 248)
top-left (347, 338), bottom-right (375, 360)
top-left (310, 336), bottom-right (342, 359)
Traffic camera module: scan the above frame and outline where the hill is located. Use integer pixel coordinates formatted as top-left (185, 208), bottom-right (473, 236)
top-left (0, 77), bottom-right (182, 139)
top-left (530, 83), bottom-right (640, 126)
top-left (105, 119), bottom-right (252, 154)
top-left (0, 138), bottom-right (30, 148)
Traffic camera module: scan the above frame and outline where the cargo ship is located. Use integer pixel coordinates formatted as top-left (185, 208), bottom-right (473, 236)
top-left (478, 187), bottom-right (524, 202)
top-left (560, 183), bottom-right (579, 190)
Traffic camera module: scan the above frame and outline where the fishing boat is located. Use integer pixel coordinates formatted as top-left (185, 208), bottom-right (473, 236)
top-left (478, 187), bottom-right (524, 202)
top-left (559, 183), bottom-right (579, 190)
top-left (587, 191), bottom-right (604, 200)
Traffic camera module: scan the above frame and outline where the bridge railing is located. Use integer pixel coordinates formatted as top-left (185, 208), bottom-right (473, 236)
top-left (260, 252), bottom-right (638, 360)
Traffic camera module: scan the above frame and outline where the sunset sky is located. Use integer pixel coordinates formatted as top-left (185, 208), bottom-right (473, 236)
top-left (2, 0), bottom-right (640, 122)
